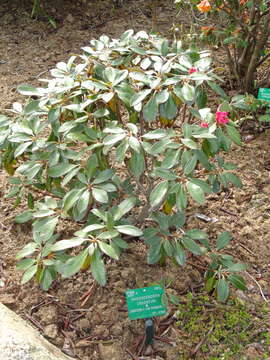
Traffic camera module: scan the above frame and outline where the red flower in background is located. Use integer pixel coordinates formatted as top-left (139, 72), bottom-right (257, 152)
top-left (216, 111), bottom-right (229, 125)
top-left (189, 67), bottom-right (197, 75)
top-left (200, 122), bottom-right (209, 128)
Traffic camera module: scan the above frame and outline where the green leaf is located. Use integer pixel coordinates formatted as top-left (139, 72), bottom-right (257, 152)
top-left (113, 237), bottom-right (129, 249)
top-left (16, 242), bottom-right (38, 260)
top-left (116, 139), bottom-right (129, 163)
top-left (152, 167), bottom-right (178, 180)
top-left (182, 236), bottom-right (203, 255)
top-left (224, 172), bottom-right (243, 188)
top-left (161, 39), bottom-right (169, 56)
top-left (175, 242), bottom-right (186, 266)
top-left (150, 138), bottom-right (171, 155)
top-left (92, 169), bottom-right (114, 185)
top-left (228, 263), bottom-right (247, 272)
top-left (170, 212), bottom-right (185, 228)
top-left (259, 114), bottom-right (270, 122)
top-left (60, 249), bottom-right (88, 278)
top-left (63, 189), bottom-right (84, 213)
top-left (15, 210), bottom-right (33, 223)
top-left (205, 277), bottom-right (216, 292)
top-left (156, 89), bottom-right (169, 104)
top-left (142, 129), bottom-right (169, 140)
top-left (103, 132), bottom-right (126, 146)
top-left (8, 177), bottom-right (22, 185)
top-left (98, 241), bottom-right (119, 259)
top-left (21, 264), bottom-right (38, 284)
top-left (51, 238), bottom-right (86, 251)
top-left (92, 187), bottom-right (108, 203)
top-left (75, 223), bottom-right (105, 235)
top-left (48, 163), bottom-right (78, 178)
top-left (17, 84), bottom-right (41, 96)
top-left (207, 81), bottom-right (228, 100)
top-left (216, 231), bottom-right (232, 250)
top-left (16, 258), bottom-right (36, 270)
top-left (194, 150), bottom-right (212, 171)
top-left (176, 184), bottom-right (187, 211)
top-left (188, 178), bottom-right (213, 194)
top-left (14, 141), bottom-right (32, 158)
top-left (217, 278), bottom-right (229, 302)
top-left (181, 83), bottom-right (195, 103)
top-left (98, 230), bottom-right (119, 240)
top-left (143, 95), bottom-right (158, 122)
top-left (187, 229), bottom-right (210, 249)
top-left (228, 274), bottom-right (247, 290)
top-left (129, 136), bottom-right (141, 153)
top-left (32, 216), bottom-right (59, 241)
top-left (159, 94), bottom-right (177, 120)
top-left (181, 139), bottom-right (198, 149)
top-left (25, 163), bottom-right (43, 180)
top-left (226, 125), bottom-right (242, 146)
top-left (33, 210), bottom-right (56, 218)
top-left (150, 181), bottom-right (169, 209)
top-left (162, 149), bottom-right (181, 169)
top-left (131, 89), bottom-right (152, 107)
top-left (114, 225), bottom-right (143, 236)
top-left (74, 190), bottom-right (90, 220)
top-left (147, 241), bottom-right (162, 264)
top-left (187, 181), bottom-right (205, 204)
top-left (186, 229), bottom-right (208, 240)
top-left (40, 268), bottom-right (54, 291)
top-left (27, 193), bottom-right (34, 209)
top-left (5, 186), bottom-right (20, 199)
top-left (91, 250), bottom-right (106, 285)
top-left (184, 154), bottom-right (197, 175)
top-left (94, 108), bottom-right (110, 118)
top-left (128, 151), bottom-right (145, 178)
top-left (195, 88), bottom-right (208, 109)
top-left (114, 196), bottom-right (137, 221)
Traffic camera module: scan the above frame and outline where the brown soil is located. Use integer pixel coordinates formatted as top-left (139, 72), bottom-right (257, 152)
top-left (0, 1), bottom-right (269, 360)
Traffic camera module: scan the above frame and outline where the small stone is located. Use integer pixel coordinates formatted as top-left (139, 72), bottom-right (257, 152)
top-left (121, 269), bottom-right (132, 278)
top-left (110, 324), bottom-right (122, 336)
top-left (66, 14), bottom-right (74, 23)
top-left (44, 324), bottom-right (58, 339)
top-left (76, 318), bottom-right (90, 330)
top-left (36, 305), bottom-right (57, 325)
top-left (113, 280), bottom-right (126, 293)
top-left (98, 343), bottom-right (124, 360)
top-left (0, 294), bottom-right (15, 305)
top-left (96, 303), bottom-right (107, 311)
top-left (144, 345), bottom-right (153, 355)
top-left (92, 325), bottom-right (109, 338)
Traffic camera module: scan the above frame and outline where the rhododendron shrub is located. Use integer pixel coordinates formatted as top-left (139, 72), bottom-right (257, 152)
top-left (0, 31), bottom-right (246, 302)
top-left (175, 0), bottom-right (270, 92)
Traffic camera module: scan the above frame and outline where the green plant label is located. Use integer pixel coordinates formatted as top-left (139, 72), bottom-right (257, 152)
top-left (258, 88), bottom-right (270, 102)
top-left (125, 285), bottom-right (167, 320)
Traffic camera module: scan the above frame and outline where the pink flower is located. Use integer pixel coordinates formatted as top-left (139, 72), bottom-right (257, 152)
top-left (189, 67), bottom-right (197, 75)
top-left (216, 111), bottom-right (229, 125)
top-left (200, 122), bottom-right (209, 128)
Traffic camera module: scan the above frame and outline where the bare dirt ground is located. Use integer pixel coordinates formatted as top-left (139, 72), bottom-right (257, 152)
top-left (0, 1), bottom-right (269, 359)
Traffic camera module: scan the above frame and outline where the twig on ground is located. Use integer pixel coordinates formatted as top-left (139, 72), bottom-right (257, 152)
top-left (80, 283), bottom-right (97, 307)
top-left (245, 271), bottom-right (269, 303)
top-left (24, 313), bottom-right (44, 332)
top-left (154, 335), bottom-right (176, 346)
top-left (125, 347), bottom-right (137, 360)
top-left (190, 325), bottom-right (214, 357)
top-left (238, 243), bottom-right (256, 256)
top-left (220, 207), bottom-right (238, 216)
